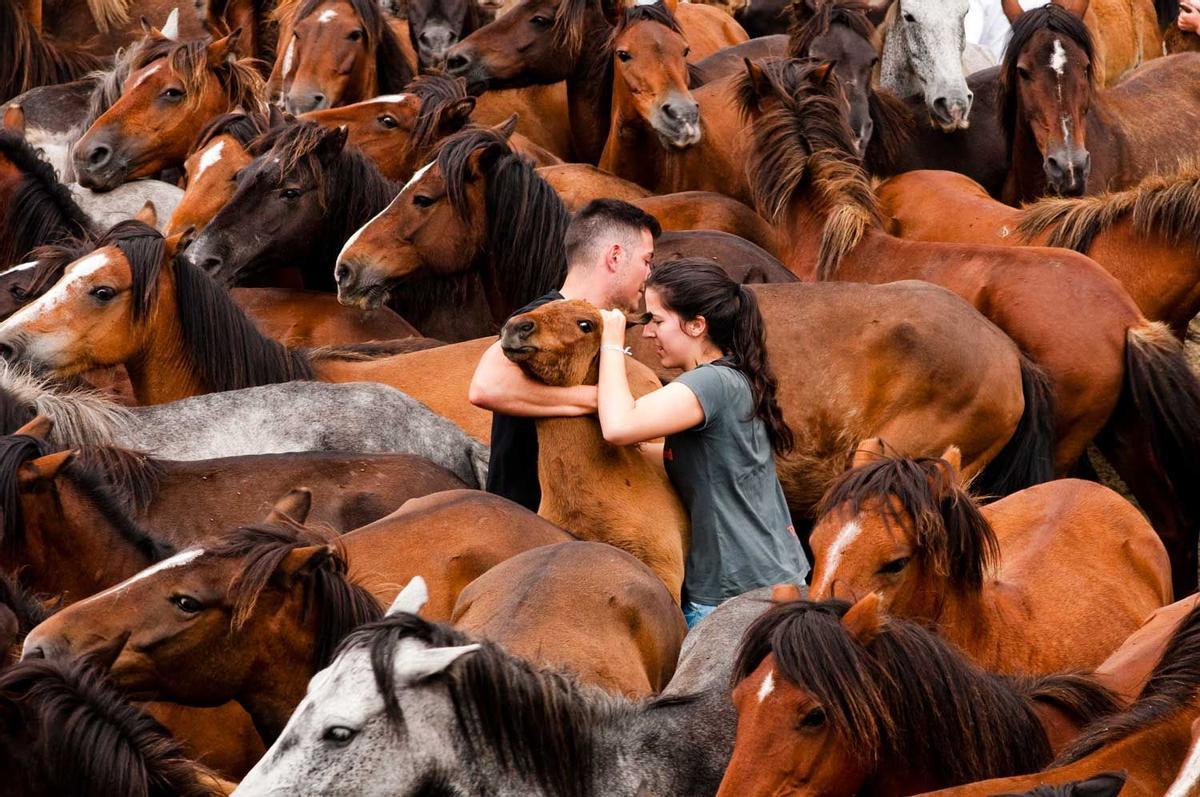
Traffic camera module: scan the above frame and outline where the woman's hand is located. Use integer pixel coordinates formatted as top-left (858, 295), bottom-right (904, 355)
top-left (1180, 1), bottom-right (1200, 33)
top-left (600, 308), bottom-right (628, 346)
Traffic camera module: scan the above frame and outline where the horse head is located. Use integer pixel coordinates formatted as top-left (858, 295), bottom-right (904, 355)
top-left (875, 0), bottom-right (973, 132)
top-left (500, 299), bottom-right (604, 386)
top-left (407, 0), bottom-right (485, 67)
top-left (166, 111), bottom-right (266, 236)
top-left (807, 438), bottom-right (999, 623)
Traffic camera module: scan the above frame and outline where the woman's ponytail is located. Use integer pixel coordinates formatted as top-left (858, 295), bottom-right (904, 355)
top-left (647, 260), bottom-right (794, 456)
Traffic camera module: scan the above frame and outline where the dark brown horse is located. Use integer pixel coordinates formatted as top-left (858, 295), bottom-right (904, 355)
top-left (167, 110), bottom-right (270, 236)
top-left (0, 658), bottom-right (226, 796)
top-left (73, 31), bottom-right (266, 192)
top-left (738, 56), bottom-right (1200, 593)
top-left (406, 0), bottom-right (489, 67)
top-left (335, 125), bottom-right (568, 341)
top-left (1000, 1), bottom-right (1200, 202)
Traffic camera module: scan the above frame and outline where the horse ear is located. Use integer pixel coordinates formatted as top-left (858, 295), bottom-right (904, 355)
top-left (276, 544), bottom-right (336, 582)
top-left (267, 103), bottom-right (288, 129)
top-left (842, 592), bottom-right (885, 645)
top-left (14, 415), bottom-right (53, 441)
top-left (394, 642), bottom-right (481, 683)
top-left (939, 446), bottom-right (962, 483)
top-left (164, 226), bottom-right (195, 257)
top-left (465, 143), bottom-right (502, 180)
top-left (134, 200), bottom-right (158, 228)
top-left (812, 60), bottom-right (837, 85)
top-left (742, 58), bottom-right (770, 105)
top-left (771, 583), bottom-right (804, 604)
top-left (2, 105), bottom-right (25, 137)
top-left (264, 487), bottom-right (313, 524)
top-left (140, 15), bottom-right (167, 38)
top-left (161, 7), bottom-right (180, 39)
top-left (1001, 0), bottom-right (1024, 24)
top-left (491, 113), bottom-right (518, 141)
top-left (850, 438), bottom-right (886, 470)
top-left (864, 0), bottom-right (895, 26)
top-left (387, 576), bottom-right (429, 616)
top-left (437, 96), bottom-right (477, 134)
top-left (1068, 772), bottom-right (1127, 797)
top-left (17, 450), bottom-right (76, 486)
top-left (1053, 0), bottom-right (1089, 18)
top-left (315, 125), bottom-right (350, 163)
top-left (206, 29), bottom-right (243, 64)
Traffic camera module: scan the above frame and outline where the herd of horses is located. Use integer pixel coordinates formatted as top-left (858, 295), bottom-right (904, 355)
top-left (6, 0), bottom-right (1200, 792)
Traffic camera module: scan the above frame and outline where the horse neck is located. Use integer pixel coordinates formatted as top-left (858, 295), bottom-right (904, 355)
top-left (598, 74), bottom-right (662, 188)
top-left (566, 21), bottom-right (616, 164)
top-left (124, 275), bottom-right (207, 405)
top-left (236, 600), bottom-right (321, 743)
top-left (1004, 105), bottom-right (1052, 205)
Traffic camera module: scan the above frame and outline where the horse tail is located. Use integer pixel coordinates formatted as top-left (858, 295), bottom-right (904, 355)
top-left (1022, 672), bottom-right (1122, 728)
top-left (972, 354), bottom-right (1056, 498)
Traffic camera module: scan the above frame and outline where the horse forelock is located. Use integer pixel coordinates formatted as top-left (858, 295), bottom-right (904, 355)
top-left (815, 455), bottom-right (999, 592)
top-left (1056, 598), bottom-right (1200, 765)
top-left (735, 59), bottom-right (880, 274)
top-left (0, 434), bottom-right (51, 556)
top-left (409, 73), bottom-right (470, 157)
top-left (612, 2), bottom-right (684, 43)
top-left (998, 4), bottom-right (1095, 153)
top-left (295, 0), bottom-right (414, 92)
top-left (209, 520), bottom-right (380, 671)
top-left (190, 110), bottom-right (271, 155)
top-left (787, 0), bottom-right (875, 58)
top-left (0, 658), bottom-right (221, 797)
top-left (338, 611), bottom-right (621, 797)
top-left (733, 599), bottom-right (1055, 780)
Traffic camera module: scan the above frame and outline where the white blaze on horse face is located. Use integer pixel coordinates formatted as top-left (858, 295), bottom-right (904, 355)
top-left (132, 63), bottom-right (163, 89)
top-left (0, 261), bottom-right (38, 276)
top-left (195, 139), bottom-right (226, 179)
top-left (282, 37), bottom-right (297, 77)
top-left (1050, 38), bottom-right (1067, 76)
top-left (318, 8), bottom-right (339, 22)
top-left (336, 162), bottom-right (433, 267)
top-left (756, 668), bottom-right (775, 703)
top-left (369, 94), bottom-right (412, 105)
top-left (1166, 729), bottom-right (1200, 797)
top-left (2, 250), bottom-right (114, 331)
top-left (813, 519), bottom-right (862, 597)
top-left (58, 548), bottom-right (206, 611)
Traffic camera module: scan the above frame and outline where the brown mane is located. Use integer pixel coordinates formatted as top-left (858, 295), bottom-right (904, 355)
top-left (735, 57), bottom-right (881, 280)
top-left (405, 72), bottom-right (473, 161)
top-left (0, 658), bottom-right (221, 797)
top-left (190, 109), bottom-right (272, 155)
top-left (0, 131), bottom-right (96, 267)
top-left (206, 520), bottom-right (383, 675)
top-left (129, 35), bottom-right (268, 117)
top-left (0, 569), bottom-right (49, 638)
top-left (731, 599), bottom-right (1102, 781)
top-left (816, 450), bottom-right (1000, 593)
top-left (0, 0), bottom-right (105, 104)
top-left (1015, 160), bottom-right (1200, 254)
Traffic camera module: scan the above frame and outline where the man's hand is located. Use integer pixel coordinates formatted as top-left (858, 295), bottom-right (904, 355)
top-left (600, 308), bottom-right (629, 347)
top-left (1180, 1), bottom-right (1200, 34)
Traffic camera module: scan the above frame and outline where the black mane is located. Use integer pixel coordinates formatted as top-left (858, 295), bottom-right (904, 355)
top-left (0, 0), bottom-right (104, 104)
top-left (0, 130), bottom-right (95, 267)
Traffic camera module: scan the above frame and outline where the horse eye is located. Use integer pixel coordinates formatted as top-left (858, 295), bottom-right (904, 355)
top-left (347, 29), bottom-right (364, 41)
top-left (378, 114), bottom-right (399, 129)
top-left (90, 286), bottom-right (117, 302)
top-left (529, 14), bottom-right (552, 26)
top-left (322, 726), bottom-right (357, 744)
top-left (616, 50), bottom-right (632, 62)
top-left (877, 556), bottom-right (910, 575)
top-left (798, 706), bottom-right (827, 729)
top-left (10, 285), bottom-right (26, 299)
top-left (412, 194), bottom-right (435, 208)
top-left (1017, 66), bottom-right (1032, 80)
top-left (577, 320), bottom-right (593, 332)
top-left (170, 594), bottom-right (203, 613)
top-left (160, 87), bottom-right (185, 100)
top-left (280, 188), bottom-right (302, 201)
top-left (682, 46), bottom-right (690, 57)
top-left (902, 11), bottom-right (915, 22)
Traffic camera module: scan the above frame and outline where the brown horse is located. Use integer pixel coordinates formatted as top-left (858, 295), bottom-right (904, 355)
top-left (718, 593), bottom-right (1121, 797)
top-left (302, 73), bottom-right (561, 182)
top-left (271, 0), bottom-right (414, 114)
top-left (920, 598), bottom-right (1200, 797)
top-left (999, 2), bottom-right (1200, 202)
top-left (452, 541), bottom-right (687, 697)
top-left (1094, 595), bottom-right (1200, 705)
top-left (538, 162), bottom-right (653, 205)
top-left (335, 125), bottom-right (569, 341)
top-left (499, 300), bottom-right (689, 603)
top-left (877, 166), bottom-right (1200, 337)
top-left (808, 439), bottom-right (1171, 675)
top-left (73, 32), bottom-right (266, 192)
top-left (737, 56), bottom-right (1200, 593)
top-left (498, 294), bottom-right (1038, 561)
top-left (166, 110), bottom-right (268, 236)
top-left (0, 0), bottom-right (104, 105)
top-left (0, 658), bottom-right (228, 797)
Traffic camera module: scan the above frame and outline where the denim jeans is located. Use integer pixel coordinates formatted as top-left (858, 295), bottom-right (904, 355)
top-left (683, 600), bottom-right (718, 629)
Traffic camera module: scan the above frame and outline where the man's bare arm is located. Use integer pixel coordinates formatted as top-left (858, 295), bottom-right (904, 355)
top-left (468, 340), bottom-right (598, 417)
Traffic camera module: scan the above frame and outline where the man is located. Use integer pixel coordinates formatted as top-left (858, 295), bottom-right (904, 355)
top-left (468, 199), bottom-right (661, 511)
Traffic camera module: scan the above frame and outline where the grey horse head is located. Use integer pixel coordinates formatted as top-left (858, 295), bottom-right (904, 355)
top-left (876, 0), bottom-right (975, 131)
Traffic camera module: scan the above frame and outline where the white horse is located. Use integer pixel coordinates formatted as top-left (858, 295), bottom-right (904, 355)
top-left (234, 579), bottom-right (778, 797)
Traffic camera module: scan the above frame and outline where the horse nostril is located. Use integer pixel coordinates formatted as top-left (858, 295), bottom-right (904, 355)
top-left (0, 342), bottom-right (16, 362)
top-left (198, 256), bottom-right (222, 275)
top-left (661, 103), bottom-right (681, 121)
top-left (23, 644), bottom-right (44, 660)
top-left (312, 93), bottom-right (326, 107)
top-left (87, 144), bottom-right (112, 168)
top-left (335, 264), bottom-right (351, 284)
top-left (514, 320), bottom-right (535, 337)
top-left (446, 53), bottom-right (470, 73)
top-left (1045, 156), bottom-right (1063, 177)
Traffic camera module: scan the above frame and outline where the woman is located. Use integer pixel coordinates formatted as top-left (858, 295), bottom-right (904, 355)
top-left (597, 259), bottom-right (808, 629)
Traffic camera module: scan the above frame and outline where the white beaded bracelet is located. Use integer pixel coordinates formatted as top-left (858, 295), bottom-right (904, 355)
top-left (600, 344), bottom-right (632, 356)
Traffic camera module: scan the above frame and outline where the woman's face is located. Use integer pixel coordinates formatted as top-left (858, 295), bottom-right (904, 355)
top-left (643, 287), bottom-right (701, 369)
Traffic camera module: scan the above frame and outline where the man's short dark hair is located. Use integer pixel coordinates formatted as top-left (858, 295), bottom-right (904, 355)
top-left (564, 199), bottom-right (662, 268)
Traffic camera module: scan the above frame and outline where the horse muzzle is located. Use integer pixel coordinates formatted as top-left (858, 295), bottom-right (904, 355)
top-left (334, 261), bottom-right (389, 310)
top-left (1044, 149), bottom-right (1090, 197)
top-left (653, 99), bottom-right (702, 150)
top-left (444, 45), bottom-right (491, 93)
top-left (72, 138), bottom-right (131, 192)
top-left (928, 91), bottom-right (973, 133)
top-left (499, 319), bottom-right (538, 361)
top-left (417, 24), bottom-right (458, 68)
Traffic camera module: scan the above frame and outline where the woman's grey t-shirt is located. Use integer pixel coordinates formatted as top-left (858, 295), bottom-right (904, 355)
top-left (664, 363), bottom-right (809, 605)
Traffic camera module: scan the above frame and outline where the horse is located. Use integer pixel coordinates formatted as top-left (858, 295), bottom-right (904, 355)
top-left (717, 593), bottom-right (1121, 797)
top-left (917, 597), bottom-right (1200, 797)
top-left (999, 2), bottom-right (1200, 202)
top-left (499, 300), bottom-right (689, 603)
top-left (0, 658), bottom-right (228, 796)
top-left (271, 0), bottom-right (415, 114)
top-left (302, 73), bottom-right (560, 183)
top-left (184, 120), bottom-right (397, 293)
top-left (808, 439), bottom-right (1171, 674)
top-left (406, 0), bottom-right (488, 67)
top-left (335, 125), bottom-right (569, 341)
top-left (451, 542), bottom-right (686, 697)
top-left (876, 166), bottom-right (1200, 337)
top-left (233, 578), bottom-right (769, 796)
top-left (0, 0), bottom-right (105, 106)
top-left (72, 31), bottom-right (267, 192)
top-left (1094, 595), bottom-right (1200, 705)
top-left (736, 56), bottom-right (1200, 593)
top-left (166, 110), bottom-right (269, 236)
top-left (444, 0), bottom-right (743, 163)
top-left (0, 370), bottom-right (491, 483)
top-left (497, 293), bottom-right (1038, 560)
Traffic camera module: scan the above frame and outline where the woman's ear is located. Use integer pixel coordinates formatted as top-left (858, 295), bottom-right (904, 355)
top-left (686, 315), bottom-right (707, 338)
